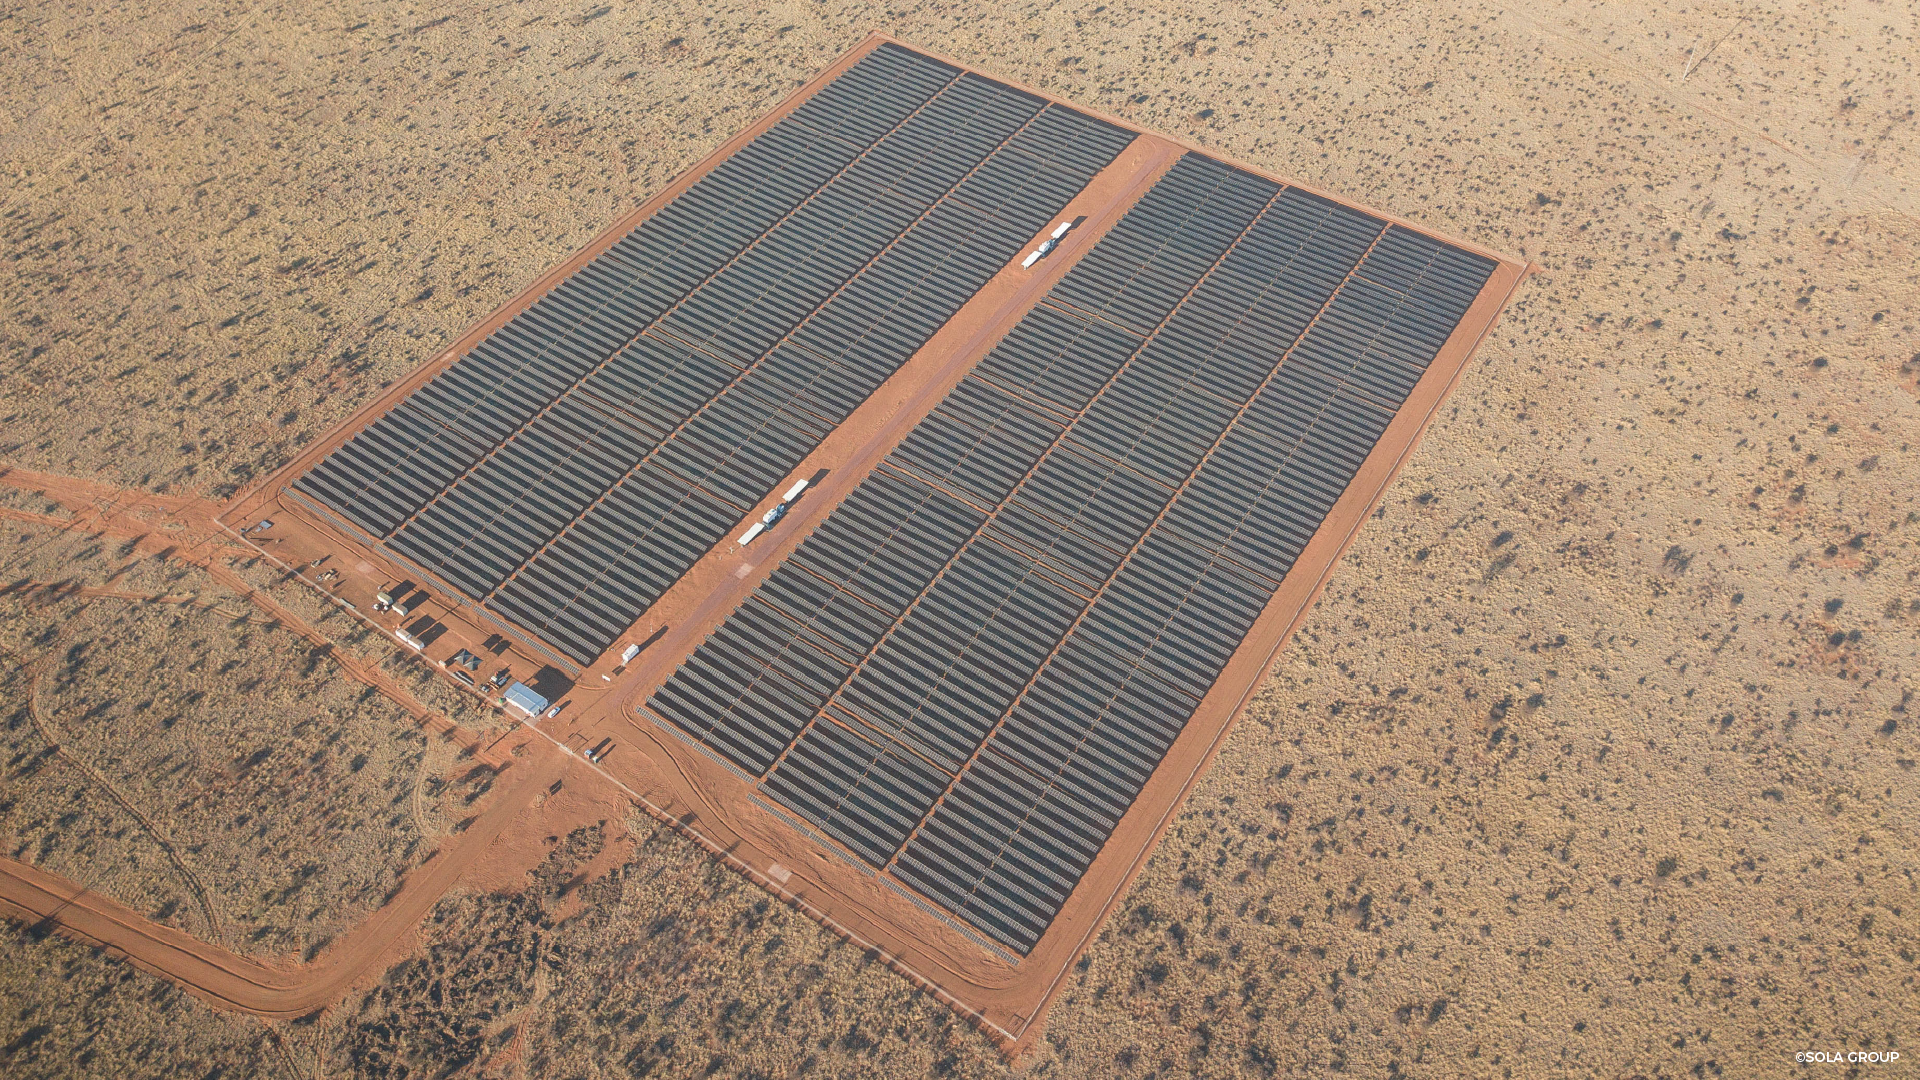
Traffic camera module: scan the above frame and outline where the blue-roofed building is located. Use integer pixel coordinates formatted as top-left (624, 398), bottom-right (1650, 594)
top-left (501, 681), bottom-right (549, 719)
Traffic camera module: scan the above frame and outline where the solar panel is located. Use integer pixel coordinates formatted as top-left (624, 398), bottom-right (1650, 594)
top-left (290, 44), bottom-right (1135, 665)
top-left (651, 152), bottom-right (1496, 952)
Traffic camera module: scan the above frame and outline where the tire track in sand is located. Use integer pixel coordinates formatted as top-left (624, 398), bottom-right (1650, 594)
top-left (0, 747), bottom-right (565, 1018)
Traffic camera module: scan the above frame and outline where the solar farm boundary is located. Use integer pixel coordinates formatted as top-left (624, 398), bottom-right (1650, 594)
top-left (210, 32), bottom-right (1528, 1061)
top-left (581, 42), bottom-right (1528, 1050)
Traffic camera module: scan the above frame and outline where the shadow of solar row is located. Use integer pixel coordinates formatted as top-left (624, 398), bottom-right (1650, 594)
top-left (289, 44), bottom-right (1134, 668)
top-left (651, 149), bottom-right (1496, 952)
top-left (293, 43), bottom-right (955, 539)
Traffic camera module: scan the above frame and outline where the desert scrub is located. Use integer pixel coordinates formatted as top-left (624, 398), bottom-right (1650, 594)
top-left (1, 590), bottom-right (431, 958)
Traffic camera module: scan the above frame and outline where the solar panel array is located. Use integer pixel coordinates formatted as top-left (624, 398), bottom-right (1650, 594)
top-left (652, 152), bottom-right (1496, 952)
top-left (291, 43), bottom-right (1134, 664)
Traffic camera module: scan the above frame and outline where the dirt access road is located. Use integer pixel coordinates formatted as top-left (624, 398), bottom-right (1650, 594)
top-left (0, 464), bottom-right (572, 1014)
top-left (0, 750), bottom-right (565, 1018)
top-left (0, 464), bottom-right (509, 765)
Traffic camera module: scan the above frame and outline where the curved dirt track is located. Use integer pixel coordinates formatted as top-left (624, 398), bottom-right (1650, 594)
top-left (0, 463), bottom-right (577, 1019)
top-left (0, 749), bottom-right (564, 1018)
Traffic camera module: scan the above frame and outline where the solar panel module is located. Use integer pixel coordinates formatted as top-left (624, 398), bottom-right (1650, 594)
top-left (219, 33), bottom-right (1526, 1059)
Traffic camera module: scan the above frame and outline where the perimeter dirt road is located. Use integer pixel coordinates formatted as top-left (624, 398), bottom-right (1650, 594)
top-left (0, 749), bottom-right (563, 1018)
top-left (2, 0), bottom-right (1916, 1077)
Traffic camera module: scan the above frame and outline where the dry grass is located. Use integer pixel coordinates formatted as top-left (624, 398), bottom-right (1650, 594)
top-left (0, 523), bottom-right (444, 959)
top-left (320, 821), bottom-right (1008, 1079)
top-left (2, 0), bottom-right (1917, 1075)
top-left (222, 554), bottom-right (511, 742)
top-left (0, 922), bottom-right (276, 1078)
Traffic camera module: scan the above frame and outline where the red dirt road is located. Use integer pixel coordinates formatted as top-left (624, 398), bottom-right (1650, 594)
top-left (0, 749), bottom-right (566, 1018)
top-left (0, 465), bottom-right (510, 768)
top-left (1, 462), bottom-right (568, 1016)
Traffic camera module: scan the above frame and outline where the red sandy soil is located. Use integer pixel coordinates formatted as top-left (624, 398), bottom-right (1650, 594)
top-left (0, 36), bottom-right (1522, 1058)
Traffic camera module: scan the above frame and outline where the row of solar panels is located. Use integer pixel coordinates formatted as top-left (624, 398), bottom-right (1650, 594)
top-left (900, 223), bottom-right (1492, 952)
top-left (293, 43), bottom-right (1135, 664)
top-left (295, 44), bottom-right (957, 537)
top-left (653, 153), bottom-right (1495, 952)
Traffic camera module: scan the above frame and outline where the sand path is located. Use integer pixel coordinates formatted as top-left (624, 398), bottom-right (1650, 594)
top-left (0, 749), bottom-right (564, 1018)
top-left (0, 463), bottom-right (558, 1015)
